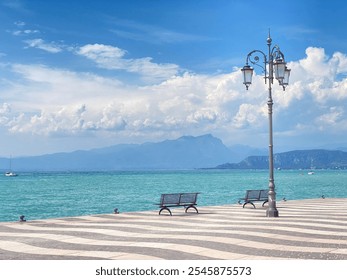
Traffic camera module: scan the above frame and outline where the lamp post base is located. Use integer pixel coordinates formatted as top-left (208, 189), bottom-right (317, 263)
top-left (266, 208), bottom-right (279, 217)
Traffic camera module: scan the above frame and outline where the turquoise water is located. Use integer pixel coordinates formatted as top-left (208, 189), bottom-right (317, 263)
top-left (1, 169), bottom-right (346, 222)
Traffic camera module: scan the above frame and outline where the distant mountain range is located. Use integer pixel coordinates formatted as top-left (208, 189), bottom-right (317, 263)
top-left (0, 134), bottom-right (234, 171)
top-left (1, 134), bottom-right (347, 171)
top-left (216, 149), bottom-right (347, 170)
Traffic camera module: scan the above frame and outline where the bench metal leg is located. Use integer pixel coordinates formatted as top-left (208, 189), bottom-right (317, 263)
top-left (262, 200), bottom-right (269, 207)
top-left (159, 207), bottom-right (172, 216)
top-left (243, 201), bottom-right (256, 208)
top-left (185, 205), bottom-right (198, 214)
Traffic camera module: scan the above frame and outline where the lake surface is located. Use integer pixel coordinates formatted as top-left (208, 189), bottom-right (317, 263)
top-left (1, 169), bottom-right (346, 222)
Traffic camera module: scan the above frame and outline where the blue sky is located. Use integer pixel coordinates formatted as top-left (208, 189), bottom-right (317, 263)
top-left (1, 0), bottom-right (347, 157)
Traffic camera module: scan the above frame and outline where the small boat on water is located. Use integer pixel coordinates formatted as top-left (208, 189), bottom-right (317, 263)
top-left (308, 171), bottom-right (315, 175)
top-left (5, 171), bottom-right (18, 177)
top-left (4, 156), bottom-right (18, 177)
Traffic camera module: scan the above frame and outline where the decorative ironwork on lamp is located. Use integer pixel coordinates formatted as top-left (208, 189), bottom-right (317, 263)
top-left (240, 31), bottom-right (290, 217)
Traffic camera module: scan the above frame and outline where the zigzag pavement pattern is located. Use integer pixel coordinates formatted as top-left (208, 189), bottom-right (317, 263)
top-left (0, 198), bottom-right (347, 260)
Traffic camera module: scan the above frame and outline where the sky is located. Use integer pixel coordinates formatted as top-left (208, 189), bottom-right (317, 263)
top-left (1, 0), bottom-right (347, 157)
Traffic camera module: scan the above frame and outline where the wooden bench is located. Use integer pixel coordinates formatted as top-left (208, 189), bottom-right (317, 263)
top-left (240, 189), bottom-right (269, 208)
top-left (157, 192), bottom-right (199, 215)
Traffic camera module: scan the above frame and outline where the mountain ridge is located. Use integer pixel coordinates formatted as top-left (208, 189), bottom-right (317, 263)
top-left (1, 135), bottom-right (347, 171)
top-left (0, 134), bottom-right (234, 171)
top-left (216, 149), bottom-right (347, 170)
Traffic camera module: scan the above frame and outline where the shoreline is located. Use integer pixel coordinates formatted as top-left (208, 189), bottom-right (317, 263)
top-left (0, 196), bottom-right (340, 224)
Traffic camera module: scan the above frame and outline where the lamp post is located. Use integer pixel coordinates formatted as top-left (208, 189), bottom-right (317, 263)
top-left (241, 32), bottom-right (290, 217)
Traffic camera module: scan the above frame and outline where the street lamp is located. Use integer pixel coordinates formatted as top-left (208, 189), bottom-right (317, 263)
top-left (241, 32), bottom-right (290, 217)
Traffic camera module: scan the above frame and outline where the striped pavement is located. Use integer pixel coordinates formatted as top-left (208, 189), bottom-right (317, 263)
top-left (0, 198), bottom-right (347, 260)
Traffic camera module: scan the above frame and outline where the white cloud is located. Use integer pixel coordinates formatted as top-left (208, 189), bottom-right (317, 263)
top-left (77, 44), bottom-right (126, 60)
top-left (76, 43), bottom-right (179, 82)
top-left (10, 105), bottom-right (87, 136)
top-left (299, 47), bottom-right (331, 77)
top-left (13, 29), bottom-right (40, 36)
top-left (96, 103), bottom-right (127, 131)
top-left (273, 47), bottom-right (347, 110)
top-left (10, 21), bottom-right (40, 36)
top-left (332, 52), bottom-right (347, 73)
top-left (24, 39), bottom-right (63, 53)
top-left (14, 21), bottom-right (26, 27)
top-left (9, 63), bottom-right (123, 109)
top-left (314, 106), bottom-right (347, 133)
top-left (316, 107), bottom-right (343, 125)
top-left (2, 46), bottom-right (347, 151)
top-left (18, 35), bottom-right (180, 83)
top-left (0, 103), bottom-right (11, 125)
top-left (232, 103), bottom-right (265, 129)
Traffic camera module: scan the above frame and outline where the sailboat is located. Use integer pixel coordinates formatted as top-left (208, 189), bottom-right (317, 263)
top-left (4, 156), bottom-right (18, 177)
top-left (5, 171), bottom-right (17, 177)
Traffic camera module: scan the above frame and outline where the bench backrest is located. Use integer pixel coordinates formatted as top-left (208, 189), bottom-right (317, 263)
top-left (179, 193), bottom-right (198, 204)
top-left (259, 189), bottom-right (268, 200)
top-left (246, 190), bottom-right (261, 200)
top-left (245, 189), bottom-right (268, 200)
top-left (160, 193), bottom-right (198, 206)
top-left (160, 193), bottom-right (181, 205)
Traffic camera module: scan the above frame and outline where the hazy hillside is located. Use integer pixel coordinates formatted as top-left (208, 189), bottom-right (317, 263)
top-left (216, 149), bottom-right (347, 169)
top-left (0, 134), bottom-right (234, 171)
top-left (2, 135), bottom-right (347, 172)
